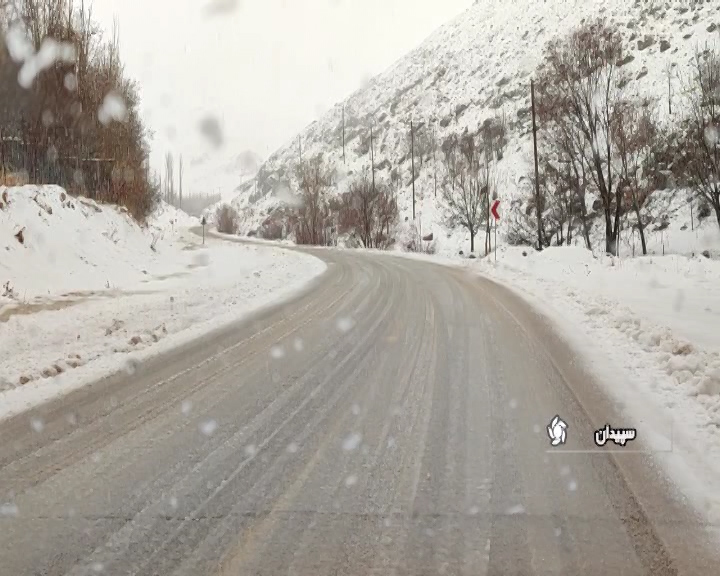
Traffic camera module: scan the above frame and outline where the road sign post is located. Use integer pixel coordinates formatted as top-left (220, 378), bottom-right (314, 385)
top-left (201, 216), bottom-right (207, 245)
top-left (491, 199), bottom-right (500, 262)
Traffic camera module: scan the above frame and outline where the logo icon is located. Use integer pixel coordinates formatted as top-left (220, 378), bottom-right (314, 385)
top-left (547, 415), bottom-right (568, 446)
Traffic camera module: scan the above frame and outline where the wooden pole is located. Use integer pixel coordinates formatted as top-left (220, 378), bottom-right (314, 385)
top-left (432, 122), bottom-right (437, 198)
top-left (411, 120), bottom-right (416, 221)
top-left (531, 80), bottom-right (543, 251)
top-left (370, 124), bottom-right (375, 194)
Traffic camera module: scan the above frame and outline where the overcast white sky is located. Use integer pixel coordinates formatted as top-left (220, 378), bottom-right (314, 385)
top-left (91, 0), bottom-right (471, 195)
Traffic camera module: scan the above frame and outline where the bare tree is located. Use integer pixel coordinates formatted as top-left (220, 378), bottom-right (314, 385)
top-left (536, 19), bottom-right (626, 254)
top-left (294, 154), bottom-right (333, 245)
top-left (440, 131), bottom-right (494, 254)
top-left (541, 120), bottom-right (594, 250)
top-left (165, 151), bottom-right (174, 204)
top-left (612, 100), bottom-right (659, 254)
top-left (679, 46), bottom-right (720, 229)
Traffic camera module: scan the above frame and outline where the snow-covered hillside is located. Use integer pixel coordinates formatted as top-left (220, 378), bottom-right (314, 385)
top-left (0, 185), bottom-right (325, 415)
top-left (0, 185), bottom-right (187, 302)
top-left (225, 0), bottom-right (720, 255)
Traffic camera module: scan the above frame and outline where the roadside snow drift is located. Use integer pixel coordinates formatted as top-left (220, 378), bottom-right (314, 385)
top-left (475, 246), bottom-right (720, 523)
top-left (0, 186), bottom-right (326, 418)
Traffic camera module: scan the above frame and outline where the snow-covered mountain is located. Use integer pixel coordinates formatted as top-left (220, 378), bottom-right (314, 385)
top-left (225, 0), bottom-right (720, 254)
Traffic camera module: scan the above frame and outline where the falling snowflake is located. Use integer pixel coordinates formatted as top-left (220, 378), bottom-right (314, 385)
top-left (181, 401), bottom-right (192, 415)
top-left (124, 358), bottom-right (139, 375)
top-left (98, 92), bottom-right (127, 125)
top-left (568, 479), bottom-right (578, 492)
top-left (169, 497), bottom-right (178, 509)
top-left (270, 346), bottom-right (285, 359)
top-left (342, 432), bottom-right (362, 451)
top-left (505, 504), bottom-right (525, 515)
top-left (0, 502), bottom-right (18, 517)
top-left (200, 419), bottom-right (218, 436)
top-left (30, 418), bottom-right (44, 433)
top-left (345, 475), bottom-right (358, 487)
top-left (336, 317), bottom-right (355, 332)
top-left (244, 444), bottom-right (257, 457)
top-left (287, 442), bottom-right (299, 454)
top-left (293, 338), bottom-right (304, 352)
top-left (351, 404), bottom-right (361, 416)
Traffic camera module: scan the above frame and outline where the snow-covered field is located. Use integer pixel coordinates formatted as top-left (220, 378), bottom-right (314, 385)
top-left (0, 186), bottom-right (326, 420)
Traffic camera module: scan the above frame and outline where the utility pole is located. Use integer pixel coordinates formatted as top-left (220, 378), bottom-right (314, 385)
top-left (411, 119), bottom-right (416, 220)
top-left (690, 196), bottom-right (694, 231)
top-left (432, 121), bottom-right (437, 198)
top-left (178, 154), bottom-right (183, 209)
top-left (370, 124), bottom-right (375, 194)
top-left (342, 106), bottom-right (346, 164)
top-left (531, 79), bottom-right (543, 251)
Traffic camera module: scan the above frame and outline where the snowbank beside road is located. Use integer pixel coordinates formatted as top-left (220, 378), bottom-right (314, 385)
top-left (0, 185), bottom-right (190, 303)
top-left (474, 246), bottom-right (720, 524)
top-left (0, 186), bottom-right (326, 420)
top-left (147, 200), bottom-right (199, 237)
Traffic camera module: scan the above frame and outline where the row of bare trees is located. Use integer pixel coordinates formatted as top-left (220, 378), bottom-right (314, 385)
top-left (247, 154), bottom-right (400, 248)
top-left (0, 0), bottom-right (156, 219)
top-left (518, 19), bottom-right (720, 256)
top-left (290, 156), bottom-right (399, 247)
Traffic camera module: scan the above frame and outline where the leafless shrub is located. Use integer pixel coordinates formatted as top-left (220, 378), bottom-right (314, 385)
top-left (336, 168), bottom-right (398, 249)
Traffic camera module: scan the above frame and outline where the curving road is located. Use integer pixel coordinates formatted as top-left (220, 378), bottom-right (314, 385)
top-left (0, 238), bottom-right (717, 575)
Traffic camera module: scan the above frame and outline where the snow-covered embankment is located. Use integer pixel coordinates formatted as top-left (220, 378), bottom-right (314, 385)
top-left (0, 185), bottom-right (326, 419)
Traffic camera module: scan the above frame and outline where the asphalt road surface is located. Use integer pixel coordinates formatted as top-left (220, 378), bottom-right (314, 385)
top-left (1, 239), bottom-right (718, 576)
